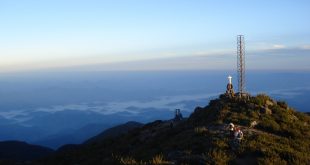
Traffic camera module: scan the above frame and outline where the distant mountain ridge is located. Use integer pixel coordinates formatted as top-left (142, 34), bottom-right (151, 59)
top-left (32, 122), bottom-right (112, 149)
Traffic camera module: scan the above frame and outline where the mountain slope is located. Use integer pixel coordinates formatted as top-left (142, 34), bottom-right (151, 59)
top-left (35, 94), bottom-right (310, 165)
top-left (85, 121), bottom-right (143, 144)
top-left (0, 141), bottom-right (54, 162)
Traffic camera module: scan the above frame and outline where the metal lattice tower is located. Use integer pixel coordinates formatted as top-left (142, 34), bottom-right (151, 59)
top-left (237, 35), bottom-right (245, 95)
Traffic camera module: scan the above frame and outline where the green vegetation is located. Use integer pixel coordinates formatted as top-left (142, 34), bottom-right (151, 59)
top-left (190, 93), bottom-right (310, 138)
top-left (35, 94), bottom-right (310, 165)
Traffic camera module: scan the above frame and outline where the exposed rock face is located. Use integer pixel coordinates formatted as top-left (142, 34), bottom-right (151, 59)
top-left (266, 100), bottom-right (275, 106)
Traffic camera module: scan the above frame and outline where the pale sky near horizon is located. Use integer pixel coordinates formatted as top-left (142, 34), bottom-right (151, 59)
top-left (0, 0), bottom-right (310, 72)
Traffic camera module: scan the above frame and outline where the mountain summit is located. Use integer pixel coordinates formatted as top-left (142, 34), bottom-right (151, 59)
top-left (34, 93), bottom-right (310, 165)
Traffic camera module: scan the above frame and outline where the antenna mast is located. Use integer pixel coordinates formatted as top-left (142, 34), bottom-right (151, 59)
top-left (237, 35), bottom-right (245, 96)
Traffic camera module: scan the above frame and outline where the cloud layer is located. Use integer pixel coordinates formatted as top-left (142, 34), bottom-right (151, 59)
top-left (0, 93), bottom-right (217, 122)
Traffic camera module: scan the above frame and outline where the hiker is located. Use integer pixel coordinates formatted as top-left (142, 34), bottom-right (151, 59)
top-left (228, 123), bottom-right (235, 138)
top-left (234, 128), bottom-right (243, 143)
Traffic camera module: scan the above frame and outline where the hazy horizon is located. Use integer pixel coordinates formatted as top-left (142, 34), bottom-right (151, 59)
top-left (1, 0), bottom-right (310, 72)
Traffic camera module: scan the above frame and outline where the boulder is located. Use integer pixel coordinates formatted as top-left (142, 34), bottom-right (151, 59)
top-left (266, 100), bottom-right (274, 106)
top-left (250, 121), bottom-right (258, 128)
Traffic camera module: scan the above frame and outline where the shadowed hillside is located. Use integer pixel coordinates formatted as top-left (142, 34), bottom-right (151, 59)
top-left (85, 121), bottom-right (144, 144)
top-left (0, 141), bottom-right (53, 164)
top-left (32, 93), bottom-right (310, 165)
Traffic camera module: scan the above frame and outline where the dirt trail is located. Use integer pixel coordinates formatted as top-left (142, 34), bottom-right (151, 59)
top-left (207, 124), bottom-right (281, 139)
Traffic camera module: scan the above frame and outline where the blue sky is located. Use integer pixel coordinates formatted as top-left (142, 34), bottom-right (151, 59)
top-left (0, 0), bottom-right (310, 72)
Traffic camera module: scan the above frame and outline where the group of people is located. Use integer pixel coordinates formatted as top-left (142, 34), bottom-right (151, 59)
top-left (228, 123), bottom-right (243, 143)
